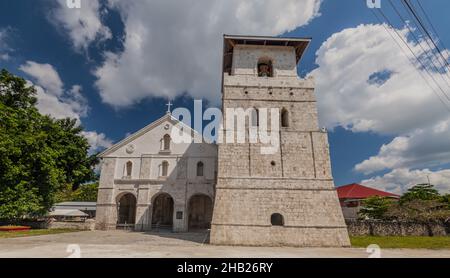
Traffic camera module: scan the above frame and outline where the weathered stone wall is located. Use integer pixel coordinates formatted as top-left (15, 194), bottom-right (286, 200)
top-left (346, 220), bottom-right (450, 236)
top-left (96, 115), bottom-right (217, 232)
top-left (211, 43), bottom-right (350, 247)
top-left (49, 220), bottom-right (95, 231)
top-left (95, 157), bottom-right (118, 230)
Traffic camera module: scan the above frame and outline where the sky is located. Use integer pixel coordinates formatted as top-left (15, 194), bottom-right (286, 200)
top-left (1, 0), bottom-right (450, 194)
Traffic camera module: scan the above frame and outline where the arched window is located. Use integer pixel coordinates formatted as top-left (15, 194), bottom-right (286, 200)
top-left (125, 161), bottom-right (132, 177)
top-left (196, 161), bottom-right (204, 177)
top-left (271, 213), bottom-right (284, 226)
top-left (281, 108), bottom-right (289, 127)
top-left (163, 134), bottom-right (171, 150)
top-left (251, 108), bottom-right (259, 127)
top-left (161, 161), bottom-right (169, 177)
top-left (257, 57), bottom-right (273, 77)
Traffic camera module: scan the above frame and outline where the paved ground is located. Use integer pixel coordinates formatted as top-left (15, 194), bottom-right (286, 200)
top-left (0, 230), bottom-right (449, 258)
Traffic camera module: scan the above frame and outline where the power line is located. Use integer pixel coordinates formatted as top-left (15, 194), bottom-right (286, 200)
top-left (399, 0), bottom-right (450, 84)
top-left (415, 0), bottom-right (449, 55)
top-left (388, 0), bottom-right (450, 87)
top-left (369, 8), bottom-right (450, 111)
top-left (403, 0), bottom-right (450, 72)
top-left (377, 7), bottom-right (450, 103)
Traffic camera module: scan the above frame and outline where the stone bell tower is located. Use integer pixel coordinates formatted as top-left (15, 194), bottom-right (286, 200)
top-left (210, 35), bottom-right (350, 247)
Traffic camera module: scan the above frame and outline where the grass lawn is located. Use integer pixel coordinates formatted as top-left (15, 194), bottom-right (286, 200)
top-left (0, 229), bottom-right (79, 239)
top-left (350, 236), bottom-right (450, 249)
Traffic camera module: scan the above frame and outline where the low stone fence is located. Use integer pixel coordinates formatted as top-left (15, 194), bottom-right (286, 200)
top-left (49, 219), bottom-right (95, 231)
top-left (346, 220), bottom-right (450, 236)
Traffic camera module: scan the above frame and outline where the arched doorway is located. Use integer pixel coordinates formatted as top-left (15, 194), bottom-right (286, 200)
top-left (151, 193), bottom-right (174, 229)
top-left (117, 193), bottom-right (136, 228)
top-left (188, 194), bottom-right (213, 231)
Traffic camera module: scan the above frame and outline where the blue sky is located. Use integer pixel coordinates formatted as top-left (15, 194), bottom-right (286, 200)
top-left (1, 0), bottom-right (450, 193)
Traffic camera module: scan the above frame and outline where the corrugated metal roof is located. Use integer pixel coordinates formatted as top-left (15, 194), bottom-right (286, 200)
top-left (53, 202), bottom-right (97, 211)
top-left (49, 209), bottom-right (88, 217)
top-left (337, 183), bottom-right (399, 199)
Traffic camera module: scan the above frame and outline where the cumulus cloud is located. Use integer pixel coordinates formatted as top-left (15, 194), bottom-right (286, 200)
top-left (355, 119), bottom-right (450, 174)
top-left (92, 0), bottom-right (322, 107)
top-left (19, 61), bottom-right (64, 96)
top-left (311, 24), bottom-right (450, 185)
top-left (49, 0), bottom-right (111, 51)
top-left (81, 131), bottom-right (113, 152)
top-left (311, 23), bottom-right (449, 135)
top-left (19, 61), bottom-right (111, 152)
top-left (19, 61), bottom-right (86, 120)
top-left (31, 83), bottom-right (87, 121)
top-left (362, 168), bottom-right (450, 194)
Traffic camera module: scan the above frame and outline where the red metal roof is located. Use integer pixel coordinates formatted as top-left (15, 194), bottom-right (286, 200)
top-left (336, 183), bottom-right (399, 199)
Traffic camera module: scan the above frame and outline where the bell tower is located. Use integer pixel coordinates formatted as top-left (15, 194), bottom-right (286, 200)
top-left (210, 35), bottom-right (350, 247)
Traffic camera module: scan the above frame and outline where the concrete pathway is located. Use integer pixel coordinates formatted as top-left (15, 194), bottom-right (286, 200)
top-left (0, 230), bottom-right (449, 258)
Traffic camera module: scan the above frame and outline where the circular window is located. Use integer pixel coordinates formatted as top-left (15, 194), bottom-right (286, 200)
top-left (270, 161), bottom-right (276, 166)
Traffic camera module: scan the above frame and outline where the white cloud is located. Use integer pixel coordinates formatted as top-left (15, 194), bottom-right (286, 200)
top-left (20, 61), bottom-right (111, 152)
top-left (20, 61), bottom-right (88, 121)
top-left (311, 24), bottom-right (450, 184)
top-left (50, 0), bottom-right (111, 51)
top-left (355, 119), bottom-right (450, 174)
top-left (311, 23), bottom-right (450, 135)
top-left (93, 0), bottom-right (322, 107)
top-left (19, 61), bottom-right (64, 96)
top-left (362, 168), bottom-right (450, 195)
top-left (82, 131), bottom-right (113, 152)
top-left (0, 28), bottom-right (10, 60)
top-left (32, 82), bottom-right (87, 121)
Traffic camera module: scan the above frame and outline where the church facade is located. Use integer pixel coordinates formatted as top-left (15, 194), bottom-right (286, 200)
top-left (95, 35), bottom-right (350, 247)
top-left (95, 114), bottom-right (217, 232)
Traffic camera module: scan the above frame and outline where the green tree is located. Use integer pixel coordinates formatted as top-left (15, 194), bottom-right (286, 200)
top-left (73, 183), bottom-right (99, 202)
top-left (54, 183), bottom-right (99, 203)
top-left (0, 69), bottom-right (97, 220)
top-left (384, 184), bottom-right (450, 223)
top-left (385, 199), bottom-right (450, 223)
top-left (440, 194), bottom-right (450, 210)
top-left (358, 196), bottom-right (396, 220)
top-left (400, 184), bottom-right (441, 203)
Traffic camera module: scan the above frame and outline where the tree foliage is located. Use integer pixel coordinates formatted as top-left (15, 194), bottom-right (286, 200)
top-left (55, 183), bottom-right (99, 203)
top-left (0, 69), bottom-right (97, 220)
top-left (358, 196), bottom-right (396, 220)
top-left (385, 199), bottom-right (450, 223)
top-left (400, 183), bottom-right (441, 203)
top-left (358, 183), bottom-right (450, 223)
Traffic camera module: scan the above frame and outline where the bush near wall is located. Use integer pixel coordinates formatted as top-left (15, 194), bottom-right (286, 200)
top-left (346, 220), bottom-right (450, 237)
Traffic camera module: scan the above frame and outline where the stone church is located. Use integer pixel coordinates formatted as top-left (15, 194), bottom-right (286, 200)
top-left (96, 35), bottom-right (350, 247)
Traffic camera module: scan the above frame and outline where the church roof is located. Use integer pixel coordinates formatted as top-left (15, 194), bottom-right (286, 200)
top-left (98, 112), bottom-right (201, 158)
top-left (336, 183), bottom-right (399, 200)
top-left (222, 34), bottom-right (311, 73)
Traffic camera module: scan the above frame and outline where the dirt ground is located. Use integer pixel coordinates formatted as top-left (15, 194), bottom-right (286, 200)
top-left (0, 230), bottom-right (449, 258)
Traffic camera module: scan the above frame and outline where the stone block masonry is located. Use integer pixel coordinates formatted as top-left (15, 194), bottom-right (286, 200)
top-left (210, 35), bottom-right (350, 247)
